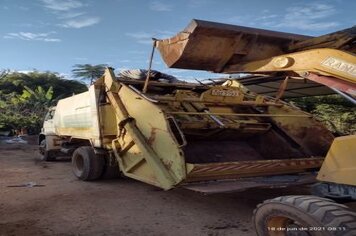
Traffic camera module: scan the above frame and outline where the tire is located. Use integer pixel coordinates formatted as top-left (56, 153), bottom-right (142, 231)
top-left (72, 147), bottom-right (104, 181)
top-left (39, 139), bottom-right (56, 161)
top-left (311, 183), bottom-right (355, 202)
top-left (253, 195), bottom-right (356, 236)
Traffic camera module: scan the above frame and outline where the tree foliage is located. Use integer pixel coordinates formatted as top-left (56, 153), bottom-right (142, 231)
top-left (289, 95), bottom-right (355, 135)
top-left (0, 71), bottom-right (87, 134)
top-left (0, 69), bottom-right (9, 79)
top-left (0, 86), bottom-right (53, 133)
top-left (0, 71), bottom-right (86, 98)
top-left (72, 64), bottom-right (107, 85)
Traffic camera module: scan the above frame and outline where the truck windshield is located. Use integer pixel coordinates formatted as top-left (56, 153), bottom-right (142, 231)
top-left (45, 109), bottom-right (55, 121)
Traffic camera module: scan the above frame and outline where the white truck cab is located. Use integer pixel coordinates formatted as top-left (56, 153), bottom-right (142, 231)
top-left (42, 107), bottom-right (56, 135)
top-left (39, 107), bottom-right (60, 161)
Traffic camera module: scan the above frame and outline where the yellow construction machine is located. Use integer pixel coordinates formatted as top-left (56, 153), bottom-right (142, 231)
top-left (155, 19), bottom-right (356, 235)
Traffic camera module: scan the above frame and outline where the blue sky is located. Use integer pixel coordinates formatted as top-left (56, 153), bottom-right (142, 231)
top-left (0, 0), bottom-right (355, 80)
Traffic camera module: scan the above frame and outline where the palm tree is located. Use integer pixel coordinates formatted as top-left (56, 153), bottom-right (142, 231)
top-left (0, 69), bottom-right (9, 79)
top-left (72, 64), bottom-right (107, 85)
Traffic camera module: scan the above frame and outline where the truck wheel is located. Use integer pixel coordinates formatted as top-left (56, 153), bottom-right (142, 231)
top-left (311, 183), bottom-right (354, 201)
top-left (72, 147), bottom-right (104, 181)
top-left (39, 139), bottom-right (56, 161)
top-left (253, 195), bottom-right (356, 236)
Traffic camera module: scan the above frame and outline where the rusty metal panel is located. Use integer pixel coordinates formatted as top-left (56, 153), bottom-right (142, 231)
top-left (186, 158), bottom-right (323, 182)
top-left (156, 19), bottom-right (310, 72)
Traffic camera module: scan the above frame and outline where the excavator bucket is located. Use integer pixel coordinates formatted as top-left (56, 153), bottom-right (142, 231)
top-left (156, 19), bottom-right (355, 73)
top-left (156, 19), bottom-right (310, 73)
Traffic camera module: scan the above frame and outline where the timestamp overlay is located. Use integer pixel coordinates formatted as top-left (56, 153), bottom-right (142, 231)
top-left (268, 226), bottom-right (347, 232)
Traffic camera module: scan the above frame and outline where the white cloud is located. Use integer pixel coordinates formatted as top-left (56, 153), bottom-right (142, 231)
top-left (226, 3), bottom-right (339, 32)
top-left (16, 70), bottom-right (33, 74)
top-left (3, 32), bottom-right (61, 42)
top-left (273, 3), bottom-right (339, 30)
top-left (149, 1), bottom-right (172, 11)
top-left (125, 30), bottom-right (175, 44)
top-left (59, 73), bottom-right (71, 79)
top-left (119, 59), bottom-right (131, 63)
top-left (59, 17), bottom-right (100, 28)
top-left (57, 11), bottom-right (85, 19)
top-left (256, 14), bottom-right (278, 21)
top-left (125, 32), bottom-right (152, 39)
top-left (187, 0), bottom-right (211, 8)
top-left (286, 3), bottom-right (335, 20)
top-left (38, 0), bottom-right (99, 29)
top-left (154, 30), bottom-right (175, 39)
top-left (40, 0), bottom-right (84, 11)
top-left (125, 32), bottom-right (153, 44)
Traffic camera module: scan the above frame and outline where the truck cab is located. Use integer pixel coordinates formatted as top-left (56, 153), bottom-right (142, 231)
top-left (39, 107), bottom-right (60, 161)
top-left (42, 107), bottom-right (56, 135)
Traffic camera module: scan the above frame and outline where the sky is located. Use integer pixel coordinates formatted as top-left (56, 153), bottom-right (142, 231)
top-left (0, 0), bottom-right (355, 80)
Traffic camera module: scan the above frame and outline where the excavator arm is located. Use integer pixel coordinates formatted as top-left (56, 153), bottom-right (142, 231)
top-left (156, 19), bottom-right (356, 98)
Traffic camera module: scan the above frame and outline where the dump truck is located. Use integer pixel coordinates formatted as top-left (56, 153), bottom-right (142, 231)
top-left (39, 66), bottom-right (334, 191)
top-left (40, 20), bottom-right (354, 197)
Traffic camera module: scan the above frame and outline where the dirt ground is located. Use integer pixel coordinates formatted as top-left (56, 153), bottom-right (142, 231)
top-left (1, 138), bottom-right (355, 236)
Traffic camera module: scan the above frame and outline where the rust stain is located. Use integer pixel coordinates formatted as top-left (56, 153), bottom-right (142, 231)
top-left (163, 160), bottom-right (173, 170)
top-left (147, 128), bottom-right (158, 146)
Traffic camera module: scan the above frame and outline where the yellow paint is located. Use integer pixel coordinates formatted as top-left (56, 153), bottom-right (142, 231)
top-left (233, 49), bottom-right (356, 84)
top-left (317, 135), bottom-right (356, 186)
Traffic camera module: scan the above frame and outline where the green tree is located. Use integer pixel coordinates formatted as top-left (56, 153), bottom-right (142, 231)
top-left (289, 95), bottom-right (355, 135)
top-left (0, 70), bottom-right (87, 134)
top-left (72, 64), bottom-right (107, 85)
top-left (0, 69), bottom-right (9, 79)
top-left (0, 71), bottom-right (87, 98)
top-left (0, 86), bottom-right (54, 133)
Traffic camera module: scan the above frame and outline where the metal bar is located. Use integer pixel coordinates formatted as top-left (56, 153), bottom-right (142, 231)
top-left (151, 96), bottom-right (282, 106)
top-left (119, 140), bottom-right (135, 156)
top-left (306, 73), bottom-right (356, 96)
top-left (204, 110), bottom-right (225, 127)
top-left (143, 38), bottom-right (157, 93)
top-left (275, 76), bottom-right (289, 100)
top-left (125, 157), bottom-right (145, 172)
top-left (166, 111), bottom-right (311, 117)
top-left (331, 88), bottom-right (356, 105)
top-left (129, 85), bottom-right (159, 103)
